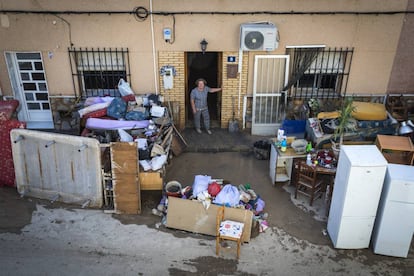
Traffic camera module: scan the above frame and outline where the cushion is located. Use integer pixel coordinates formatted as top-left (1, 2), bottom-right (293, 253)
top-left (352, 101), bottom-right (387, 121)
top-left (219, 220), bottom-right (244, 239)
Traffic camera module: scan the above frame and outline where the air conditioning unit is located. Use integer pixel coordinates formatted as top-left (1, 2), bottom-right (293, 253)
top-left (240, 23), bottom-right (279, 51)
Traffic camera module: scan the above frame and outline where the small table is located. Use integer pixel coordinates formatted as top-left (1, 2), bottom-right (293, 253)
top-left (269, 144), bottom-right (307, 184)
top-left (375, 135), bottom-right (414, 165)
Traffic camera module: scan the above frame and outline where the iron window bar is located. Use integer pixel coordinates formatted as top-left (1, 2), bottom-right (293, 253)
top-left (288, 47), bottom-right (354, 100)
top-left (69, 47), bottom-right (131, 98)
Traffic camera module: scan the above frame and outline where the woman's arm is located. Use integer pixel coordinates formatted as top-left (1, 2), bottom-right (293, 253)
top-left (209, 87), bottom-right (222, 93)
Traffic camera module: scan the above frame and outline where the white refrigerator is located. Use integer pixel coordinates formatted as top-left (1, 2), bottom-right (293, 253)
top-left (327, 145), bottom-right (388, 249)
top-left (372, 164), bottom-right (414, 258)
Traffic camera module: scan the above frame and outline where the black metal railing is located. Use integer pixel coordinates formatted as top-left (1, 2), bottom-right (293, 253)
top-left (288, 47), bottom-right (354, 100)
top-left (69, 47), bottom-right (131, 98)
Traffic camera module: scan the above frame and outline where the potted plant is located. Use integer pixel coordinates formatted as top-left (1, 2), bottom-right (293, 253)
top-left (331, 97), bottom-right (355, 155)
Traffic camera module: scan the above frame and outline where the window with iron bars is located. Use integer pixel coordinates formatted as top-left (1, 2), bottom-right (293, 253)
top-left (68, 48), bottom-right (131, 98)
top-left (287, 47), bottom-right (354, 100)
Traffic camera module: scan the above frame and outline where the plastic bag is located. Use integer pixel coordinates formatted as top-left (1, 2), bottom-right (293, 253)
top-left (213, 184), bottom-right (240, 207)
top-left (118, 129), bottom-right (133, 142)
top-left (118, 78), bottom-right (134, 96)
top-left (192, 175), bottom-right (211, 197)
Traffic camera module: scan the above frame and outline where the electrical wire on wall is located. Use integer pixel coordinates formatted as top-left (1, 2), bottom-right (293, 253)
top-left (52, 14), bottom-right (74, 47)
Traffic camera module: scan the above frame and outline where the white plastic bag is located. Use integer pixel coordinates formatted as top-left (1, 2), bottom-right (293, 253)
top-left (118, 78), bottom-right (134, 96)
top-left (192, 175), bottom-right (211, 197)
top-left (118, 129), bottom-right (133, 142)
top-left (213, 184), bottom-right (240, 207)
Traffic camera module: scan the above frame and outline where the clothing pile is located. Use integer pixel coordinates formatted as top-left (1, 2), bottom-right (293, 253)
top-left (153, 175), bottom-right (269, 233)
top-left (78, 79), bottom-right (173, 174)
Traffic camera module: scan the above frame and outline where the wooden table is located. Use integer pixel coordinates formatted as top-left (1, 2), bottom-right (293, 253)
top-left (375, 135), bottom-right (414, 165)
top-left (315, 165), bottom-right (336, 216)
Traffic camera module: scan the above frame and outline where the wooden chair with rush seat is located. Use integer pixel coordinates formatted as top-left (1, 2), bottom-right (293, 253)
top-left (216, 206), bottom-right (244, 259)
top-left (294, 161), bottom-right (323, 206)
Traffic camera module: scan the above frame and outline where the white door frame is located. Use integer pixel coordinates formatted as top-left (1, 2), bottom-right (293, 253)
top-left (252, 55), bottom-right (290, 136)
top-left (5, 51), bottom-right (54, 129)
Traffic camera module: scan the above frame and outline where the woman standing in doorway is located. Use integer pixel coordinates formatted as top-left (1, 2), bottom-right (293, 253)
top-left (190, 78), bottom-right (222, 134)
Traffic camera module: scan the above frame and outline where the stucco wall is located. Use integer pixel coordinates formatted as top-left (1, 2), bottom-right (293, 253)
top-left (0, 0), bottom-right (410, 128)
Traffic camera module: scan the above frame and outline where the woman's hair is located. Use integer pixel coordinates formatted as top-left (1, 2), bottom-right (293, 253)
top-left (195, 78), bottom-right (207, 85)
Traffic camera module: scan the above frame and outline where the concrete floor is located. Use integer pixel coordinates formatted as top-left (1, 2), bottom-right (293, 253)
top-left (0, 128), bottom-right (412, 275)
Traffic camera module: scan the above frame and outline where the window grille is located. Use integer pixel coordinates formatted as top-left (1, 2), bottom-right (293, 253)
top-left (287, 47), bottom-right (353, 99)
top-left (68, 48), bottom-right (131, 98)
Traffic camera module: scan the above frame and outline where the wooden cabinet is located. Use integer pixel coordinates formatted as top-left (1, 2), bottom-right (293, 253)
top-left (375, 135), bottom-right (414, 165)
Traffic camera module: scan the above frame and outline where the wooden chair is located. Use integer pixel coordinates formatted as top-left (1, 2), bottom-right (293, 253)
top-left (294, 161), bottom-right (323, 206)
top-left (216, 206), bottom-right (244, 259)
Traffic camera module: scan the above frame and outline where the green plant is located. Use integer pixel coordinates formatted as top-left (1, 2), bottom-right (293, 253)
top-left (333, 97), bottom-right (355, 146)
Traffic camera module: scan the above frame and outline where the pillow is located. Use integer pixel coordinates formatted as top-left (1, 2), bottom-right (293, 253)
top-left (352, 101), bottom-right (387, 121)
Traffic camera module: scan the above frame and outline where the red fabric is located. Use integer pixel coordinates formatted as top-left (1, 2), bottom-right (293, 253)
top-left (0, 100), bottom-right (26, 187)
top-left (0, 100), bottom-right (19, 121)
top-left (0, 120), bottom-right (26, 187)
top-left (122, 94), bottom-right (136, 103)
top-left (82, 108), bottom-right (107, 119)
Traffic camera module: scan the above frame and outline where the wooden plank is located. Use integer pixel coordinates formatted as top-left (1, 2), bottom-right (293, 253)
top-left (113, 177), bottom-right (139, 194)
top-left (110, 142), bottom-right (141, 214)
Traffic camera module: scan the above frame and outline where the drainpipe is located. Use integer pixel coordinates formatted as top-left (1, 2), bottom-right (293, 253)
top-left (237, 48), bottom-right (243, 118)
top-left (150, 0), bottom-right (159, 94)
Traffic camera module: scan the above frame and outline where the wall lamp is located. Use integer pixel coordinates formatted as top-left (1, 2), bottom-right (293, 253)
top-left (200, 39), bottom-right (208, 54)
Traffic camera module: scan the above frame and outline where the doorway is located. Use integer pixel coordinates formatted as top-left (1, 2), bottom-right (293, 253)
top-left (5, 51), bottom-right (54, 129)
top-left (186, 52), bottom-right (221, 128)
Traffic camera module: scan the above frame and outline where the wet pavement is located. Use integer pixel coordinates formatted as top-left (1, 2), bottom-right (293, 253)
top-left (180, 127), bottom-right (268, 153)
top-left (0, 127), bottom-right (412, 275)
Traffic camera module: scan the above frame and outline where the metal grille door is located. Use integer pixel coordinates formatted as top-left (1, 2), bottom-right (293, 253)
top-left (252, 55), bottom-right (289, 135)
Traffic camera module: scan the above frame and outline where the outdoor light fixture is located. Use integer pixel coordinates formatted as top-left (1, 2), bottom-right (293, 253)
top-left (200, 39), bottom-right (208, 54)
top-left (398, 121), bottom-right (414, 135)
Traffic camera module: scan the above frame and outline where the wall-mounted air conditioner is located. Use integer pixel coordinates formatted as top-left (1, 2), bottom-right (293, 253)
top-left (240, 23), bottom-right (279, 51)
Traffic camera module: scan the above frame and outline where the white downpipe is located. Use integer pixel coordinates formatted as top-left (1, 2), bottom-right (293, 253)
top-left (237, 48), bottom-right (243, 118)
top-left (150, 0), bottom-right (159, 94)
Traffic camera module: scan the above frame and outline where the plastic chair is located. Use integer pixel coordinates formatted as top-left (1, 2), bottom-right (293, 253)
top-left (216, 206), bottom-right (244, 259)
top-left (294, 161), bottom-right (323, 206)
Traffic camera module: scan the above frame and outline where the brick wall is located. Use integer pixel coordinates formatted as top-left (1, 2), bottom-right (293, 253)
top-left (158, 51), bottom-right (249, 129)
top-left (221, 51), bottom-right (248, 128)
top-left (158, 52), bottom-right (186, 130)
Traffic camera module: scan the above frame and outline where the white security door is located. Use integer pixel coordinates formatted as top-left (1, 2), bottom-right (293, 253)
top-left (5, 52), bottom-right (53, 129)
top-left (252, 55), bottom-right (289, 135)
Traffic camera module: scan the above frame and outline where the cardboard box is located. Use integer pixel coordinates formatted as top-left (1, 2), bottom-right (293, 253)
top-left (166, 197), bottom-right (253, 242)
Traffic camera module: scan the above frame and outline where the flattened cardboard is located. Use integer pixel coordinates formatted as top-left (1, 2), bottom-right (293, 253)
top-left (166, 197), bottom-right (252, 242)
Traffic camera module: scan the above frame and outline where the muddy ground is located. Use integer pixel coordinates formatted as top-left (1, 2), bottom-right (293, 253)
top-left (0, 151), bottom-right (412, 275)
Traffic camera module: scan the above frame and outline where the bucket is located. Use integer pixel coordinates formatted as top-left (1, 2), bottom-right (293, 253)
top-left (165, 181), bottom-right (182, 197)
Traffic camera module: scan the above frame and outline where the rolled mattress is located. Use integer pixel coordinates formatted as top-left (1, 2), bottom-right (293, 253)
top-left (86, 118), bottom-right (150, 130)
top-left (351, 101), bottom-right (387, 121)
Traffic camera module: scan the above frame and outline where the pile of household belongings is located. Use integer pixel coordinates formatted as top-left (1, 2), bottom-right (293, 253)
top-left (153, 175), bottom-right (269, 233)
top-left (77, 79), bottom-right (175, 172)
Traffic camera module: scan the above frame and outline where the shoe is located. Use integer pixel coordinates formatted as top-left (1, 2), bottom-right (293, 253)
top-left (207, 129), bottom-right (212, 135)
top-left (196, 128), bottom-right (202, 134)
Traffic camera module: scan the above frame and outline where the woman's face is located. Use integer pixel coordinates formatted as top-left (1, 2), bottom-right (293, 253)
top-left (197, 80), bottom-right (205, 90)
